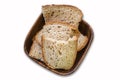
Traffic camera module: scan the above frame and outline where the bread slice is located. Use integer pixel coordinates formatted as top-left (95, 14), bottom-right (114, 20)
top-left (77, 34), bottom-right (88, 51)
top-left (35, 23), bottom-right (88, 51)
top-left (29, 40), bottom-right (43, 61)
top-left (35, 22), bottom-right (79, 46)
top-left (29, 33), bottom-right (87, 62)
top-left (42, 4), bottom-right (83, 28)
top-left (42, 35), bottom-right (77, 70)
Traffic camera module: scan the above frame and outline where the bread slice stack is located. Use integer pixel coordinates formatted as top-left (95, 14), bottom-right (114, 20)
top-left (42, 5), bottom-right (88, 51)
top-left (41, 23), bottom-right (78, 70)
top-left (29, 4), bottom-right (88, 70)
top-left (35, 22), bottom-right (79, 46)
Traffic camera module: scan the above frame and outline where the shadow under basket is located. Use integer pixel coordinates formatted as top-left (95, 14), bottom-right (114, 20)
top-left (24, 14), bottom-right (94, 76)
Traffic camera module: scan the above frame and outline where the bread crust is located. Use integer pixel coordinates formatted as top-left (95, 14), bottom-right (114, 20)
top-left (45, 21), bottom-right (78, 30)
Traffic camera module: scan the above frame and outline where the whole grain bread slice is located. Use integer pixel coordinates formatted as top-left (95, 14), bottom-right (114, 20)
top-left (42, 4), bottom-right (83, 28)
top-left (35, 22), bottom-right (88, 51)
top-left (42, 35), bottom-right (77, 70)
top-left (77, 33), bottom-right (88, 51)
top-left (29, 40), bottom-right (43, 61)
top-left (35, 22), bottom-right (79, 46)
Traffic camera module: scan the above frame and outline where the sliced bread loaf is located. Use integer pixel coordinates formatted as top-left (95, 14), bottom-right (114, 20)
top-left (42, 35), bottom-right (77, 70)
top-left (35, 23), bottom-right (88, 51)
top-left (42, 4), bottom-right (83, 28)
top-left (29, 40), bottom-right (43, 61)
top-left (35, 22), bottom-right (79, 46)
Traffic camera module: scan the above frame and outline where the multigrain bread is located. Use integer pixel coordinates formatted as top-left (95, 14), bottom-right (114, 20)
top-left (42, 4), bottom-right (88, 51)
top-left (35, 23), bottom-right (88, 51)
top-left (29, 22), bottom-right (79, 61)
top-left (29, 33), bottom-right (88, 61)
top-left (29, 5), bottom-right (88, 70)
top-left (29, 40), bottom-right (43, 61)
top-left (77, 34), bottom-right (88, 51)
top-left (35, 22), bottom-right (79, 46)
top-left (42, 4), bottom-right (83, 28)
top-left (42, 35), bottom-right (77, 70)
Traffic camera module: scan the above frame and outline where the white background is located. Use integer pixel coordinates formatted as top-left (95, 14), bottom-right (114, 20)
top-left (0, 0), bottom-right (120, 80)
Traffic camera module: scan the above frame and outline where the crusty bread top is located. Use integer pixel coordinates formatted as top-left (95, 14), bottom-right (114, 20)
top-left (42, 4), bottom-right (83, 28)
